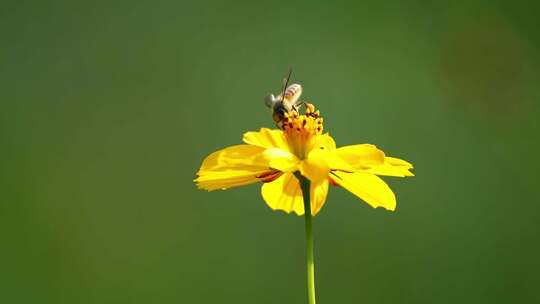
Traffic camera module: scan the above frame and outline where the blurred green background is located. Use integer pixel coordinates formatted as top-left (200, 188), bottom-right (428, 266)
top-left (2, 0), bottom-right (540, 303)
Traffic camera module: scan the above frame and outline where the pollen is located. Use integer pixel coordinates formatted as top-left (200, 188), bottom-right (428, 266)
top-left (280, 104), bottom-right (323, 135)
top-left (279, 103), bottom-right (324, 159)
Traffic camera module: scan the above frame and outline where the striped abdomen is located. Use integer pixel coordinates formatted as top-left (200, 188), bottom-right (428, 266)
top-left (281, 83), bottom-right (302, 105)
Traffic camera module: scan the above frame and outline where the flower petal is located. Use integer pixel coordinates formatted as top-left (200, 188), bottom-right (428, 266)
top-left (243, 128), bottom-right (291, 152)
top-left (314, 133), bottom-right (337, 150)
top-left (196, 170), bottom-right (272, 191)
top-left (195, 145), bottom-right (272, 191)
top-left (300, 145), bottom-right (331, 182)
top-left (336, 144), bottom-right (413, 177)
top-left (310, 178), bottom-right (329, 215)
top-left (300, 147), bottom-right (353, 182)
top-left (261, 173), bottom-right (305, 215)
top-left (198, 145), bottom-right (267, 172)
top-left (361, 157), bottom-right (415, 177)
top-left (331, 171), bottom-right (396, 211)
top-left (261, 148), bottom-right (300, 173)
top-left (336, 144), bottom-right (385, 169)
top-left (386, 157), bottom-right (413, 168)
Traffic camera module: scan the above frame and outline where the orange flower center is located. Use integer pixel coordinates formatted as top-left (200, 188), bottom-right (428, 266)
top-left (279, 103), bottom-right (324, 159)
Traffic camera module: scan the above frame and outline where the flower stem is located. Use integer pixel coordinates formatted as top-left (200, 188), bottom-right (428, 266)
top-left (298, 175), bottom-right (316, 304)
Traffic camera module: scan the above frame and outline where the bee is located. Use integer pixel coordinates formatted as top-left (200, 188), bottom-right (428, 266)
top-left (265, 69), bottom-right (304, 125)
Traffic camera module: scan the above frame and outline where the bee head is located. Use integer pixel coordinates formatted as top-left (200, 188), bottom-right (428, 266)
top-left (264, 94), bottom-right (276, 108)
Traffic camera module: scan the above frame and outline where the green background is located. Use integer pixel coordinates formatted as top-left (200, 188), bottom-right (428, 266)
top-left (2, 1), bottom-right (539, 303)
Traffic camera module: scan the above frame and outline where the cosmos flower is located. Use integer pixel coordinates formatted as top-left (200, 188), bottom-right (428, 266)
top-left (194, 104), bottom-right (413, 215)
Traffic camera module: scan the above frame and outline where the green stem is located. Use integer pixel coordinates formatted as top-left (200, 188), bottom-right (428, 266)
top-left (298, 175), bottom-right (316, 304)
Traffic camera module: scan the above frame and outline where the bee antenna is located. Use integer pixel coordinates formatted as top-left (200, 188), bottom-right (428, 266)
top-left (280, 67), bottom-right (292, 102)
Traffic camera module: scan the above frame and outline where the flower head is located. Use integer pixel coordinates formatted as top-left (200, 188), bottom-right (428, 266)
top-left (195, 101), bottom-right (413, 216)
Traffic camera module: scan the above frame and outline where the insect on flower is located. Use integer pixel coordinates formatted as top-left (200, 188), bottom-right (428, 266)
top-left (265, 69), bottom-right (304, 127)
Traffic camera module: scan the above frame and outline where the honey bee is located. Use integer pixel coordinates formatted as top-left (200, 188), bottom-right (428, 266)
top-left (265, 69), bottom-right (304, 125)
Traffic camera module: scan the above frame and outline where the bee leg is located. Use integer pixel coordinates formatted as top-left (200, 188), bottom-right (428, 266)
top-left (294, 101), bottom-right (306, 110)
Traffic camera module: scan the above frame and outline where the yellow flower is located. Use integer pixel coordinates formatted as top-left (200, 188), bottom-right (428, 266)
top-left (194, 104), bottom-right (413, 215)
